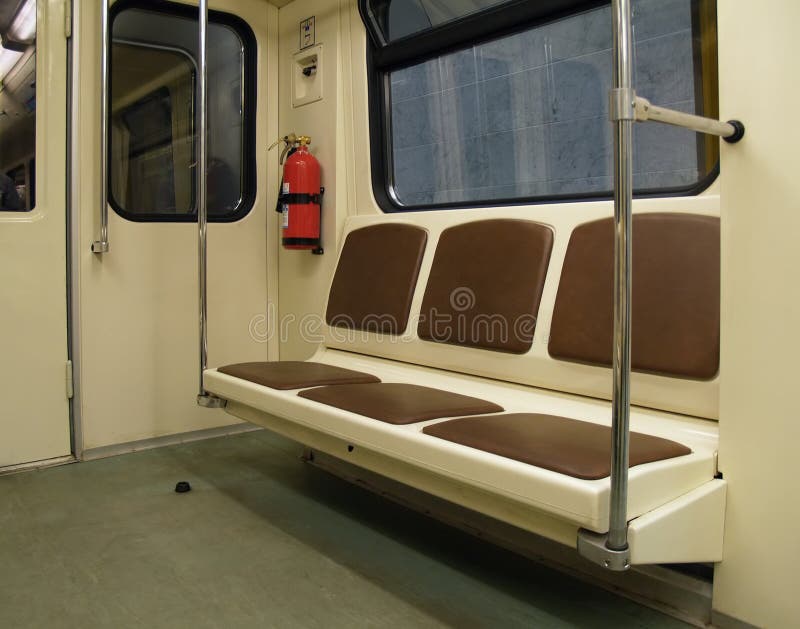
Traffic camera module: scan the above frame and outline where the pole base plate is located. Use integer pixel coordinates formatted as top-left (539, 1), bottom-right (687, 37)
top-left (577, 529), bottom-right (631, 571)
top-left (197, 394), bottom-right (227, 409)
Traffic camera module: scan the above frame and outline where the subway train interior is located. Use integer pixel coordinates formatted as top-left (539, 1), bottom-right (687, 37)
top-left (0, 0), bottom-right (797, 627)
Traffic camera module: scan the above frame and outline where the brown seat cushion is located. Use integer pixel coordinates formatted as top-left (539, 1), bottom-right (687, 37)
top-left (326, 223), bottom-right (428, 335)
top-left (423, 413), bottom-right (691, 480)
top-left (217, 362), bottom-right (380, 390)
top-left (418, 219), bottom-right (553, 353)
top-left (298, 383), bottom-right (503, 425)
top-left (549, 213), bottom-right (720, 379)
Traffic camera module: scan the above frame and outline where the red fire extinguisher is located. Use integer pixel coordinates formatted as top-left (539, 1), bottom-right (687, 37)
top-left (273, 135), bottom-right (324, 254)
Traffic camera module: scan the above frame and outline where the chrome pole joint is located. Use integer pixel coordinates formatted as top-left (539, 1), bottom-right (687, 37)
top-left (609, 87), bottom-right (636, 122)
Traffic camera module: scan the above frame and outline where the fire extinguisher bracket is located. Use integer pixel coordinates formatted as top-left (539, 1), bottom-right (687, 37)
top-left (278, 192), bottom-right (323, 205)
top-left (276, 187), bottom-right (325, 255)
top-left (312, 186), bottom-right (325, 255)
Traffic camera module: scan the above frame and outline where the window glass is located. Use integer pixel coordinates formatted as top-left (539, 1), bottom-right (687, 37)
top-left (110, 2), bottom-right (254, 221)
top-left (0, 0), bottom-right (36, 212)
top-left (370, 0), bottom-right (508, 43)
top-left (385, 0), bottom-right (718, 207)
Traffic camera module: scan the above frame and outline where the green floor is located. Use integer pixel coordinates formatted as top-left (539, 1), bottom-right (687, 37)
top-left (0, 430), bottom-right (689, 628)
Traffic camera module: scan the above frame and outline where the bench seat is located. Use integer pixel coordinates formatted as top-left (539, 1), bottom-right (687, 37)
top-left (298, 383), bottom-right (504, 424)
top-left (205, 348), bottom-right (718, 539)
top-left (423, 413), bottom-right (691, 480)
top-left (217, 361), bottom-right (380, 390)
top-left (206, 212), bottom-right (725, 565)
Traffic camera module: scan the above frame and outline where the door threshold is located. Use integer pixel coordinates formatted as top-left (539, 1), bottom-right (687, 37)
top-left (0, 455), bottom-right (77, 476)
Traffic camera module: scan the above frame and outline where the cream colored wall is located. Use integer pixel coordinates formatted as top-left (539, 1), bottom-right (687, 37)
top-left (276, 0), bottom-right (354, 360)
top-left (713, 2), bottom-right (800, 626)
top-left (347, 3), bottom-right (375, 218)
top-left (74, 0), bottom-right (279, 451)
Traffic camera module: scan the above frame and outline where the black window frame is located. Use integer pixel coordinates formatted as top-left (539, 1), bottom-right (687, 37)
top-left (108, 0), bottom-right (257, 223)
top-left (360, 0), bottom-right (720, 213)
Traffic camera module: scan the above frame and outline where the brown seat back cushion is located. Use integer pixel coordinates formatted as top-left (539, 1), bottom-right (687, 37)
top-left (549, 213), bottom-right (720, 379)
top-left (418, 219), bottom-right (553, 353)
top-left (326, 223), bottom-right (427, 335)
top-left (217, 362), bottom-right (380, 390)
top-left (424, 413), bottom-right (691, 480)
top-left (298, 383), bottom-right (503, 425)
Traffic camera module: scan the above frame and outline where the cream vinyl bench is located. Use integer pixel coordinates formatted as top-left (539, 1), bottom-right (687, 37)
top-left (204, 204), bottom-right (725, 566)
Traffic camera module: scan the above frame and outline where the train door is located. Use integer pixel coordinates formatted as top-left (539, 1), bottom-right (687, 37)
top-left (72, 0), bottom-right (278, 454)
top-left (0, 0), bottom-right (71, 467)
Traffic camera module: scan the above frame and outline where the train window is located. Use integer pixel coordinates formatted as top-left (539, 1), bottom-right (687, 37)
top-left (364, 0), bottom-right (509, 44)
top-left (109, 0), bottom-right (256, 222)
top-left (0, 0), bottom-right (36, 212)
top-left (364, 0), bottom-right (719, 210)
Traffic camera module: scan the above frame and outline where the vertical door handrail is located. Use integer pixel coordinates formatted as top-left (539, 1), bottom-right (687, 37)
top-left (91, 0), bottom-right (110, 254)
top-left (197, 0), bottom-right (225, 408)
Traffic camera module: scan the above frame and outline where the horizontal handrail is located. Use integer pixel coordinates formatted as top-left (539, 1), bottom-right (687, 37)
top-left (635, 96), bottom-right (745, 143)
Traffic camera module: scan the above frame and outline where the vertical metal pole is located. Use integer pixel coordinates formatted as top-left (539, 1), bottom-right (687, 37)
top-left (607, 0), bottom-right (634, 552)
top-left (91, 0), bottom-right (110, 254)
top-left (198, 0), bottom-right (209, 399)
top-left (579, 0), bottom-right (741, 570)
top-left (197, 0), bottom-right (225, 408)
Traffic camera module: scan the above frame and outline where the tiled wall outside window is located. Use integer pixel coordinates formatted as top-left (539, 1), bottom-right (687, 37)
top-left (389, 0), bottom-right (707, 207)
